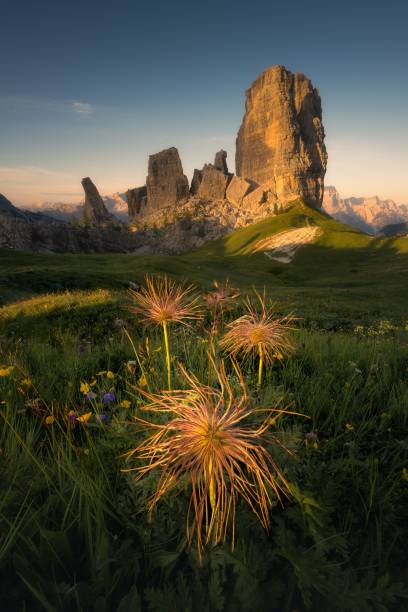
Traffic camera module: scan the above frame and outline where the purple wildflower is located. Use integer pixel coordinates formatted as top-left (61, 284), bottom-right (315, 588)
top-left (68, 412), bottom-right (77, 423)
top-left (79, 345), bottom-right (86, 354)
top-left (305, 431), bottom-right (317, 442)
top-left (102, 391), bottom-right (115, 405)
top-left (86, 391), bottom-right (97, 401)
top-left (96, 413), bottom-right (109, 424)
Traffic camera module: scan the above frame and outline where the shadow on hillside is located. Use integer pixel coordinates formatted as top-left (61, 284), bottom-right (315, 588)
top-left (1, 239), bottom-right (407, 343)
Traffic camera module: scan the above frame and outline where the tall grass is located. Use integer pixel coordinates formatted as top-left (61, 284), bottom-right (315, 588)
top-left (0, 284), bottom-right (407, 610)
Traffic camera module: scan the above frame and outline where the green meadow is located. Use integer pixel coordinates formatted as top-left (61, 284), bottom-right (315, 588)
top-left (1, 203), bottom-right (408, 610)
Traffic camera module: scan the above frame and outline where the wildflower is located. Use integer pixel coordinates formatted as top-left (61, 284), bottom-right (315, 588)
top-left (106, 371), bottom-right (115, 379)
top-left (68, 410), bottom-right (77, 423)
top-left (102, 392), bottom-right (115, 405)
top-left (96, 413), bottom-right (109, 424)
top-left (0, 366), bottom-right (14, 377)
top-left (21, 378), bottom-right (32, 387)
top-left (129, 274), bottom-right (202, 390)
top-left (77, 412), bottom-right (92, 424)
top-left (96, 371), bottom-right (107, 376)
top-left (80, 381), bottom-right (91, 394)
top-left (138, 374), bottom-right (148, 388)
top-left (203, 279), bottom-right (240, 313)
top-left (44, 415), bottom-right (55, 425)
top-left (86, 391), bottom-right (97, 401)
top-left (124, 355), bottom-right (299, 559)
top-left (345, 423), bottom-right (354, 431)
top-left (120, 400), bottom-right (131, 409)
top-left (79, 345), bottom-right (86, 354)
top-left (220, 291), bottom-right (295, 386)
top-left (402, 468), bottom-right (408, 482)
top-left (305, 431), bottom-right (317, 442)
top-left (126, 361), bottom-right (137, 374)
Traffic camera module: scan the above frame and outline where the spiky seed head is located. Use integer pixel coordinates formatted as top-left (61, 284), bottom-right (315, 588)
top-left (123, 355), bottom-right (297, 558)
top-left (220, 291), bottom-right (295, 364)
top-left (129, 274), bottom-right (203, 327)
top-left (203, 279), bottom-right (240, 311)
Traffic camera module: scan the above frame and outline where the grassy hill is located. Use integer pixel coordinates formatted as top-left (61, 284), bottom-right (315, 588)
top-left (1, 201), bottom-right (407, 334)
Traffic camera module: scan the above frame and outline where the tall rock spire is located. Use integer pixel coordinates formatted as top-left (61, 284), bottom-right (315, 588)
top-left (81, 177), bottom-right (115, 225)
top-left (235, 65), bottom-right (327, 207)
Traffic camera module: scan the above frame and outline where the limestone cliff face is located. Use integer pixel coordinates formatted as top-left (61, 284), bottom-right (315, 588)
top-left (236, 65), bottom-right (327, 207)
top-left (81, 177), bottom-right (115, 225)
top-left (146, 147), bottom-right (189, 211)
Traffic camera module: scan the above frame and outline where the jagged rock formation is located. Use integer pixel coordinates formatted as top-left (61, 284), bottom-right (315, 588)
top-left (3, 66), bottom-right (331, 254)
top-left (197, 164), bottom-right (232, 200)
top-left (214, 149), bottom-right (228, 173)
top-left (81, 177), bottom-right (116, 225)
top-left (190, 169), bottom-right (203, 195)
top-left (236, 65), bottom-right (327, 207)
top-left (323, 186), bottom-right (408, 234)
top-left (146, 147), bottom-right (189, 212)
top-left (126, 186), bottom-right (147, 221)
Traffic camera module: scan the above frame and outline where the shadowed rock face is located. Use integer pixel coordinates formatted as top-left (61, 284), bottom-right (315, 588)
top-left (236, 65), bottom-right (327, 207)
top-left (126, 186), bottom-right (147, 221)
top-left (146, 147), bottom-right (189, 211)
top-left (214, 149), bottom-right (228, 173)
top-left (81, 177), bottom-right (115, 225)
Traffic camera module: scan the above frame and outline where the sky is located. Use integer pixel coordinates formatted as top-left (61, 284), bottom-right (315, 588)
top-left (1, 0), bottom-right (408, 206)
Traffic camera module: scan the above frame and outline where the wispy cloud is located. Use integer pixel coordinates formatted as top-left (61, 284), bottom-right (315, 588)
top-left (0, 96), bottom-right (95, 119)
top-left (72, 101), bottom-right (94, 118)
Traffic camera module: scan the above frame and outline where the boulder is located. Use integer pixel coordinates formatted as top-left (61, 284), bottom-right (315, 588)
top-left (236, 65), bottom-right (327, 207)
top-left (242, 180), bottom-right (277, 210)
top-left (226, 176), bottom-right (255, 206)
top-left (81, 177), bottom-right (115, 225)
top-left (146, 147), bottom-right (189, 211)
top-left (214, 149), bottom-right (228, 174)
top-left (126, 186), bottom-right (147, 220)
top-left (197, 164), bottom-right (232, 201)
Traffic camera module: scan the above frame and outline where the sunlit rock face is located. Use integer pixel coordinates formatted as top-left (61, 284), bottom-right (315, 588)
top-left (146, 147), bottom-right (189, 212)
top-left (81, 177), bottom-right (116, 225)
top-left (236, 65), bottom-right (327, 208)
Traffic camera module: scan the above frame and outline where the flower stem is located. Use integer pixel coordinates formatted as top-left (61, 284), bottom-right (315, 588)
top-left (258, 342), bottom-right (263, 386)
top-left (162, 320), bottom-right (172, 390)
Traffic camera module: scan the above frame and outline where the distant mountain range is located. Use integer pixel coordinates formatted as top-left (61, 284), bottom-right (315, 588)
top-left (24, 192), bottom-right (129, 222)
top-left (323, 186), bottom-right (408, 235)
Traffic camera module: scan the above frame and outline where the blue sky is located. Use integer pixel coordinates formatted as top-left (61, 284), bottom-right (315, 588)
top-left (1, 0), bottom-right (407, 205)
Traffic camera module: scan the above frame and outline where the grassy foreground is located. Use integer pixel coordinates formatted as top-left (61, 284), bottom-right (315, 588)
top-left (1, 204), bottom-right (408, 610)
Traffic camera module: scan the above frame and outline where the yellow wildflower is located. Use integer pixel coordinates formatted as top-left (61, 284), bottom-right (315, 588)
top-left (96, 371), bottom-right (107, 376)
top-left (120, 400), bottom-right (131, 409)
top-left (21, 378), bottom-right (32, 387)
top-left (106, 371), bottom-right (115, 379)
top-left (138, 374), bottom-right (147, 388)
top-left (345, 422), bottom-right (354, 431)
top-left (77, 412), bottom-right (92, 423)
top-left (80, 381), bottom-right (90, 394)
top-left (45, 415), bottom-right (55, 425)
top-left (90, 379), bottom-right (97, 387)
top-left (0, 366), bottom-right (14, 377)
top-left (402, 468), bottom-right (408, 482)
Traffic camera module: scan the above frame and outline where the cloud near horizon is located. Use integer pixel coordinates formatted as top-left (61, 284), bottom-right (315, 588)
top-left (72, 101), bottom-right (94, 118)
